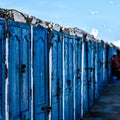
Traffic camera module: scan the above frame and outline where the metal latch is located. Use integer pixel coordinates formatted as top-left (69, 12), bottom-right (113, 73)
top-left (21, 64), bottom-right (26, 73)
top-left (67, 80), bottom-right (71, 86)
top-left (41, 106), bottom-right (51, 111)
top-left (77, 68), bottom-right (81, 74)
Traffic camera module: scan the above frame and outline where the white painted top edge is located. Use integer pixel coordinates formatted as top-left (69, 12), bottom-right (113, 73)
top-left (68, 28), bottom-right (75, 36)
top-left (52, 23), bottom-right (61, 32)
top-left (86, 34), bottom-right (94, 41)
top-left (74, 27), bottom-right (85, 37)
top-left (12, 10), bottom-right (27, 23)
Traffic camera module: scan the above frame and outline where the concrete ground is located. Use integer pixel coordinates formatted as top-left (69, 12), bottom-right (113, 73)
top-left (83, 80), bottom-right (120, 120)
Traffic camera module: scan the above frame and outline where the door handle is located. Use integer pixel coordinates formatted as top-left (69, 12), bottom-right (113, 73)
top-left (67, 80), bottom-right (71, 86)
top-left (41, 106), bottom-right (51, 111)
top-left (21, 64), bottom-right (26, 73)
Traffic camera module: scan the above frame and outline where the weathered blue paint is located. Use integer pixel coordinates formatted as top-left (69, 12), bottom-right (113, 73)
top-left (75, 36), bottom-right (82, 120)
top-left (92, 40), bottom-right (96, 101)
top-left (51, 30), bottom-right (63, 120)
top-left (87, 40), bottom-right (95, 110)
top-left (8, 20), bottom-right (31, 120)
top-left (103, 44), bottom-right (107, 87)
top-left (0, 18), bottom-right (5, 120)
top-left (94, 40), bottom-right (99, 99)
top-left (106, 44), bottom-right (109, 81)
top-left (95, 41), bottom-right (99, 99)
top-left (97, 42), bottom-right (101, 96)
top-left (64, 34), bottom-right (74, 120)
top-left (97, 41), bottom-right (104, 96)
top-left (33, 26), bottom-right (49, 120)
top-left (87, 40), bottom-right (91, 110)
top-left (83, 40), bottom-right (89, 115)
top-left (106, 44), bottom-right (113, 82)
top-left (0, 15), bottom-right (119, 120)
top-left (101, 42), bottom-right (104, 90)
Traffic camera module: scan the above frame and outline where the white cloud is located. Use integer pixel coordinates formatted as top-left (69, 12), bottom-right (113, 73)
top-left (109, 0), bottom-right (114, 5)
top-left (91, 28), bottom-right (98, 38)
top-left (91, 11), bottom-right (99, 15)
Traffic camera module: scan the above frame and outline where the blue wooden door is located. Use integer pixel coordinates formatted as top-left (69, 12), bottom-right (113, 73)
top-left (8, 21), bottom-right (31, 120)
top-left (93, 41), bottom-right (96, 101)
top-left (94, 41), bottom-right (99, 99)
top-left (0, 18), bottom-right (5, 120)
top-left (51, 30), bottom-right (63, 120)
top-left (88, 40), bottom-right (95, 110)
top-left (64, 34), bottom-right (74, 120)
top-left (83, 40), bottom-right (89, 114)
top-left (75, 37), bottom-right (82, 120)
top-left (97, 42), bottom-right (100, 96)
top-left (33, 26), bottom-right (49, 120)
top-left (99, 43), bottom-right (103, 92)
top-left (97, 42), bottom-right (103, 95)
top-left (100, 42), bottom-right (104, 89)
top-left (106, 45), bottom-right (112, 82)
top-left (87, 40), bottom-right (92, 110)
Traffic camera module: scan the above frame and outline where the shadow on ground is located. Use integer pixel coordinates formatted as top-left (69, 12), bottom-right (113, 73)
top-left (83, 80), bottom-right (120, 120)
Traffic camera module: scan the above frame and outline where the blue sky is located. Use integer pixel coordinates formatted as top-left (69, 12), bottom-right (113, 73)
top-left (0, 0), bottom-right (120, 42)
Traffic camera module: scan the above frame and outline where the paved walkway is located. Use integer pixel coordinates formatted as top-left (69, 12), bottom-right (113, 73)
top-left (83, 80), bottom-right (120, 120)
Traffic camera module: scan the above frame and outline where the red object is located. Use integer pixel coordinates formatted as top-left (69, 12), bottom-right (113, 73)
top-left (111, 55), bottom-right (120, 69)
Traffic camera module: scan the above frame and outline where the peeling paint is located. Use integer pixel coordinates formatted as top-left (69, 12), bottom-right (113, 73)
top-left (68, 28), bottom-right (75, 36)
top-left (12, 10), bottom-right (27, 23)
top-left (51, 23), bottom-right (61, 31)
top-left (74, 27), bottom-right (85, 37)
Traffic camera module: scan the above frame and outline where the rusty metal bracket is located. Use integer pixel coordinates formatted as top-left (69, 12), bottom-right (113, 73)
top-left (41, 106), bottom-right (51, 111)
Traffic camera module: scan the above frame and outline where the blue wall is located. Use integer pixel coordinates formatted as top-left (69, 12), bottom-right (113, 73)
top-left (0, 17), bottom-right (117, 120)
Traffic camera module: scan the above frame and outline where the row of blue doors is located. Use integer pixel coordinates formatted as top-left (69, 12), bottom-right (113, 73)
top-left (0, 17), bottom-right (114, 120)
top-left (51, 30), bottom-right (82, 120)
top-left (0, 18), bottom-right (49, 120)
